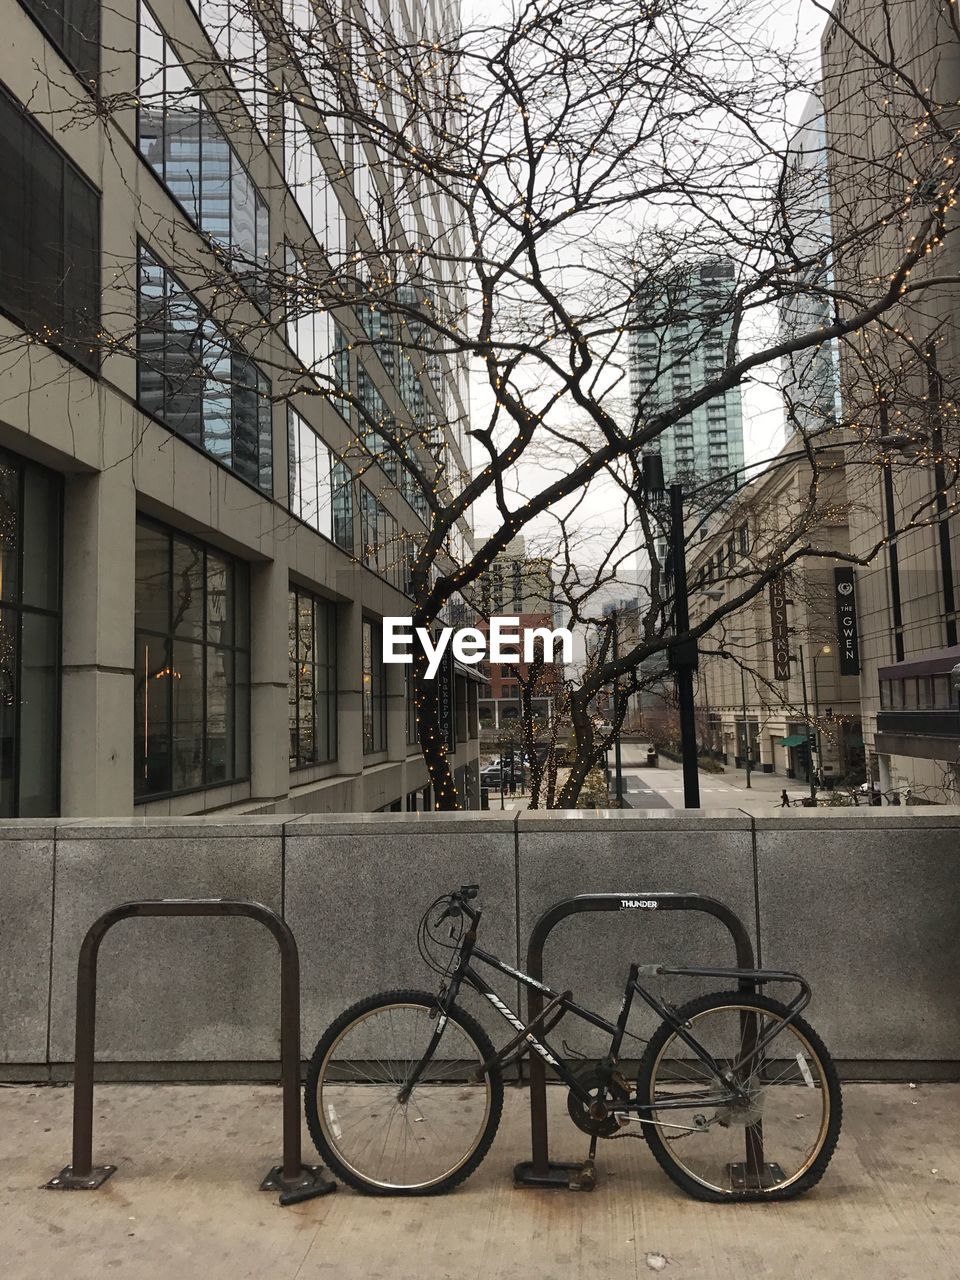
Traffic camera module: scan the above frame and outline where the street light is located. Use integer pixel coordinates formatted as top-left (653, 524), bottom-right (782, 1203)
top-left (812, 644), bottom-right (832, 789)
top-left (721, 622), bottom-right (754, 790)
top-left (796, 646), bottom-right (816, 804)
top-left (739, 661), bottom-right (752, 789)
top-left (795, 641), bottom-right (832, 804)
top-left (612, 609), bottom-right (625, 807)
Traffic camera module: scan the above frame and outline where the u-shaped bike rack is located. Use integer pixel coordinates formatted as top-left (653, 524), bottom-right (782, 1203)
top-left (514, 891), bottom-right (758, 1189)
top-left (45, 898), bottom-right (336, 1205)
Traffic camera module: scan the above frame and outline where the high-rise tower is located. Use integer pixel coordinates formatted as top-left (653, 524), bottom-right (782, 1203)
top-left (630, 258), bottom-right (745, 492)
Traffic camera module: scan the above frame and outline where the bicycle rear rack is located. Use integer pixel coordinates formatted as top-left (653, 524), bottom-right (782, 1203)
top-left (514, 891), bottom-right (766, 1191)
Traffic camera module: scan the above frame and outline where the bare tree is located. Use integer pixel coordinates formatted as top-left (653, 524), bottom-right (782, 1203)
top-left (16, 0), bottom-right (960, 806)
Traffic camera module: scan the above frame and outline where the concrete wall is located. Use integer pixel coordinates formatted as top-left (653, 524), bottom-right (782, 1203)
top-left (1, 810), bottom-right (959, 1080)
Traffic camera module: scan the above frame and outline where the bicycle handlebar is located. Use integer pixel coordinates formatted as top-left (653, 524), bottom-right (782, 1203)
top-left (437, 885), bottom-right (481, 925)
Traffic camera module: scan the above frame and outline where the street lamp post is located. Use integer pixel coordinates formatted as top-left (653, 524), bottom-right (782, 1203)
top-left (668, 482), bottom-right (701, 809)
top-left (612, 610), bottom-right (625, 807)
top-left (797, 647), bottom-right (817, 805)
top-left (739, 661), bottom-right (752, 789)
top-left (811, 644), bottom-right (832, 789)
top-left (640, 453), bottom-right (699, 808)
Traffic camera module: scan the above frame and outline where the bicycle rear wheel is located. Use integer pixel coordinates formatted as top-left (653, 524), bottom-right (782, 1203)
top-left (636, 991), bottom-right (842, 1201)
top-left (305, 989), bottom-right (504, 1195)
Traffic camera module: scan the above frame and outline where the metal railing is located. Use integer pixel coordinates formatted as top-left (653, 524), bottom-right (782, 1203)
top-left (45, 899), bottom-right (336, 1206)
top-left (513, 892), bottom-right (757, 1190)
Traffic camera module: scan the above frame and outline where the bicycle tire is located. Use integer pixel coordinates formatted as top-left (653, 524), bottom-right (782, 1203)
top-left (305, 989), bottom-right (504, 1195)
top-left (636, 990), bottom-right (842, 1202)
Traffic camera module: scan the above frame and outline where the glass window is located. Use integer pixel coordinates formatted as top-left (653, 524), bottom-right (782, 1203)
top-left (402, 464), bottom-right (429, 523)
top-left (286, 407), bottom-right (353, 550)
top-left (358, 365), bottom-right (397, 480)
top-left (285, 245), bottom-right (334, 376)
top-left (0, 86), bottom-right (100, 372)
top-left (362, 618), bottom-right (387, 753)
top-left (333, 323), bottom-right (351, 422)
top-left (288, 586), bottom-right (337, 767)
top-left (134, 518), bottom-right (250, 800)
top-left (0, 448), bottom-right (62, 817)
top-left (137, 1), bottom-right (269, 306)
top-left (283, 99), bottom-right (347, 264)
top-left (189, 0), bottom-right (268, 138)
top-left (332, 462), bottom-right (354, 554)
top-left (137, 245), bottom-right (273, 493)
top-left (19, 0), bottom-right (99, 86)
top-left (359, 485), bottom-right (403, 588)
top-left (933, 675), bottom-right (952, 709)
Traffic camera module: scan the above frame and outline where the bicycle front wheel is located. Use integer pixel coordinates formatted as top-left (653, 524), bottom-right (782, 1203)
top-left (636, 991), bottom-right (842, 1202)
top-left (305, 989), bottom-right (504, 1195)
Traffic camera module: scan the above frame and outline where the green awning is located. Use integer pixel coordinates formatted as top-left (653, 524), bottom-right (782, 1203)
top-left (778, 734), bottom-right (807, 748)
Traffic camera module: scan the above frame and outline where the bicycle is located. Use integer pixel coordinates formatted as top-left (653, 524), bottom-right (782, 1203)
top-left (305, 884), bottom-right (842, 1201)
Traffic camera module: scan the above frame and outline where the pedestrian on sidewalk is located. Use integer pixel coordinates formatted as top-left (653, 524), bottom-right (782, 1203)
top-left (780, 789), bottom-right (790, 808)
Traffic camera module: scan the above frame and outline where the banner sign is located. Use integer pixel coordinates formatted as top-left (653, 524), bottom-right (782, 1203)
top-left (769, 578), bottom-right (790, 680)
top-left (834, 568), bottom-right (861, 675)
top-left (437, 647), bottom-right (456, 751)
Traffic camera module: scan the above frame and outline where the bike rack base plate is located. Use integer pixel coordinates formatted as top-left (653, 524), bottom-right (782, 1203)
top-left (45, 1164), bottom-right (117, 1190)
top-left (260, 1163), bottom-right (338, 1204)
top-left (513, 1160), bottom-right (594, 1191)
top-left (728, 1161), bottom-right (786, 1190)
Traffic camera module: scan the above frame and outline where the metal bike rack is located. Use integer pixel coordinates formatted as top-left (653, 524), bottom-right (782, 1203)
top-left (45, 898), bottom-right (337, 1206)
top-left (514, 892), bottom-right (758, 1190)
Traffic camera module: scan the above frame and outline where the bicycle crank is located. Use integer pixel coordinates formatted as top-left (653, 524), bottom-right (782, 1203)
top-left (567, 1067), bottom-right (632, 1138)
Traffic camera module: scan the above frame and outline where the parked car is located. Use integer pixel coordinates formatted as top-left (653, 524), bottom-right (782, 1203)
top-left (480, 763), bottom-right (524, 789)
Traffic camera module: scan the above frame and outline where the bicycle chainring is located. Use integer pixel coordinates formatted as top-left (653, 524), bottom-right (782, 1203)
top-left (566, 1067), bottom-right (632, 1138)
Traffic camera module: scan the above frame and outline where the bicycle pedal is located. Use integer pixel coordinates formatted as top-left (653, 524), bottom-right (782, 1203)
top-left (570, 1161), bottom-right (597, 1192)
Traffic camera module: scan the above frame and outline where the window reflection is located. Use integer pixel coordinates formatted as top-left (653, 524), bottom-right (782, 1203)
top-left (287, 407), bottom-right (353, 551)
top-left (362, 617), bottom-right (386, 754)
top-left (137, 245), bottom-right (274, 493)
top-left (135, 517), bottom-right (250, 799)
top-left (288, 586), bottom-right (337, 767)
top-left (137, 1), bottom-right (269, 306)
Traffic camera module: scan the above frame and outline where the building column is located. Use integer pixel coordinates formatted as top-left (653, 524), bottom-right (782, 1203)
top-left (249, 555), bottom-right (290, 805)
top-left (60, 467), bottom-right (136, 816)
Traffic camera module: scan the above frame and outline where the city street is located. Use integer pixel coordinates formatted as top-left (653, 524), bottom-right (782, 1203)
top-left (618, 748), bottom-right (810, 814)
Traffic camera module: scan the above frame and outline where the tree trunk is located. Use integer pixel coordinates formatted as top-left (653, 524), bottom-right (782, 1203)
top-left (413, 647), bottom-right (462, 811)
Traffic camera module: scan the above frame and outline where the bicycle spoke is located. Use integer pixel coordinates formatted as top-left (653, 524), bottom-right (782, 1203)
top-left (314, 1001), bottom-right (493, 1191)
top-left (643, 1002), bottom-right (832, 1196)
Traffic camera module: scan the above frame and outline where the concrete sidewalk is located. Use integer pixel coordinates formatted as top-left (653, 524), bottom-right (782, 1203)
top-left (2, 1082), bottom-right (958, 1279)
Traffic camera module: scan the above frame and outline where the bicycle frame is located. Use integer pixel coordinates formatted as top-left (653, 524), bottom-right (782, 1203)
top-left (411, 908), bottom-right (812, 1118)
